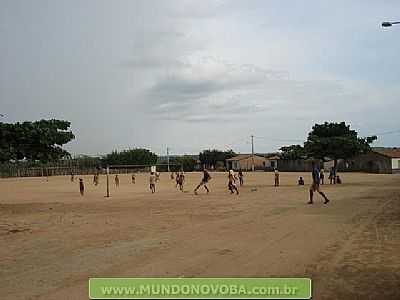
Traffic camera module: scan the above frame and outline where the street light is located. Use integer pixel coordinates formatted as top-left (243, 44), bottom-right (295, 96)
top-left (382, 21), bottom-right (400, 27)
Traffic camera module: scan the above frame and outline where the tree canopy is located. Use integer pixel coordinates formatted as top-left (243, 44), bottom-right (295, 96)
top-left (279, 144), bottom-right (306, 160)
top-left (102, 148), bottom-right (158, 166)
top-left (0, 119), bottom-right (75, 163)
top-left (304, 122), bottom-right (377, 164)
top-left (199, 149), bottom-right (236, 168)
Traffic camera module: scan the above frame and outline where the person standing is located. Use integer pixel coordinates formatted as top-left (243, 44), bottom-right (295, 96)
top-left (238, 170), bottom-right (244, 186)
top-left (149, 172), bottom-right (156, 193)
top-left (274, 168), bottom-right (280, 187)
top-left (79, 178), bottom-right (84, 196)
top-left (177, 171), bottom-right (185, 192)
top-left (131, 173), bottom-right (136, 184)
top-left (320, 168), bottom-right (325, 185)
top-left (308, 161), bottom-right (330, 204)
top-left (194, 169), bottom-right (211, 195)
top-left (115, 174), bottom-right (119, 187)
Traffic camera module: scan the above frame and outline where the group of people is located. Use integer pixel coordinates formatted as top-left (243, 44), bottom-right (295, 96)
top-left (74, 162), bottom-right (339, 204)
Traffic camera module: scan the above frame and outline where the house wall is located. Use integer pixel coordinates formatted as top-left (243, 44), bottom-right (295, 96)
top-left (278, 159), bottom-right (315, 172)
top-left (227, 156), bottom-right (266, 171)
top-left (346, 152), bottom-right (392, 174)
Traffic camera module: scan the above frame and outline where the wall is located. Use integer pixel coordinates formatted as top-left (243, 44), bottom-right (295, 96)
top-left (346, 152), bottom-right (392, 174)
top-left (277, 159), bottom-right (315, 172)
top-left (392, 158), bottom-right (400, 173)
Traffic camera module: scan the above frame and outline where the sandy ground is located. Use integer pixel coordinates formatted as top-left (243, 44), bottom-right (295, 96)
top-left (1, 172), bottom-right (400, 300)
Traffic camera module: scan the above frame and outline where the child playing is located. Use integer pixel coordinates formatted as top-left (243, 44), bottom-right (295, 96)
top-left (228, 170), bottom-right (239, 195)
top-left (149, 172), bottom-right (156, 193)
top-left (79, 178), bottom-right (84, 196)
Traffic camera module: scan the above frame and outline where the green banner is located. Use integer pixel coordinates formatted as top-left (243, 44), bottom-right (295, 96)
top-left (89, 278), bottom-right (311, 299)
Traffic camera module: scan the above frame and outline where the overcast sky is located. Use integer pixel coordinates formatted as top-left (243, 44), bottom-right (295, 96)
top-left (1, 0), bottom-right (399, 156)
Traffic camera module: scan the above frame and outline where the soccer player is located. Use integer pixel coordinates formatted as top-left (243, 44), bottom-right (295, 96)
top-left (320, 168), bottom-right (325, 185)
top-left (177, 171), bottom-right (185, 192)
top-left (238, 170), bottom-right (244, 186)
top-left (329, 167), bottom-right (335, 184)
top-left (170, 172), bottom-right (174, 180)
top-left (93, 174), bottom-right (97, 185)
top-left (155, 172), bottom-right (160, 182)
top-left (274, 168), bottom-right (280, 187)
top-left (308, 161), bottom-right (330, 204)
top-left (298, 176), bottom-right (305, 185)
top-left (336, 175), bottom-right (342, 184)
top-left (228, 170), bottom-right (239, 195)
top-left (115, 174), bottom-right (119, 187)
top-left (94, 173), bottom-right (99, 186)
top-left (70, 171), bottom-right (74, 182)
top-left (194, 169), bottom-right (211, 194)
top-left (79, 178), bottom-right (84, 196)
top-left (131, 174), bottom-right (136, 184)
top-left (149, 172), bottom-right (156, 193)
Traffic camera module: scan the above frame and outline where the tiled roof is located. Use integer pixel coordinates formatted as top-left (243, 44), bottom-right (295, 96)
top-left (373, 148), bottom-right (400, 158)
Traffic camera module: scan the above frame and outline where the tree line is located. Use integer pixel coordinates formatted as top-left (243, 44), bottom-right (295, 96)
top-left (1, 119), bottom-right (377, 172)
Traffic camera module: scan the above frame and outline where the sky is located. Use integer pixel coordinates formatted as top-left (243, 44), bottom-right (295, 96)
top-left (1, 0), bottom-right (399, 156)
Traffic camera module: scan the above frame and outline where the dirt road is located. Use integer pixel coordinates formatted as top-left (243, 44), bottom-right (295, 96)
top-left (1, 172), bottom-right (399, 299)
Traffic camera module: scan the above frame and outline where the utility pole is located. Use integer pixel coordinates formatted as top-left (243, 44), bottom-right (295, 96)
top-left (251, 135), bottom-right (255, 172)
top-left (106, 166), bottom-right (110, 198)
top-left (167, 147), bottom-right (170, 172)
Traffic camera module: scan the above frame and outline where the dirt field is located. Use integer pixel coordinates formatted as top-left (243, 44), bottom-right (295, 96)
top-left (1, 172), bottom-right (400, 300)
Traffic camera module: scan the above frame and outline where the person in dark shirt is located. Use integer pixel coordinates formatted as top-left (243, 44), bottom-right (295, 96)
top-left (298, 176), bottom-right (305, 185)
top-left (308, 161), bottom-right (330, 204)
top-left (238, 170), bottom-right (244, 186)
top-left (194, 169), bottom-right (211, 195)
top-left (79, 178), bottom-right (84, 196)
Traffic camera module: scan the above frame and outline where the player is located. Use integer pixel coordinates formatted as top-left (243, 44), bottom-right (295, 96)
top-left (93, 174), bottom-right (97, 185)
top-left (175, 172), bottom-right (180, 188)
top-left (194, 169), bottom-right (211, 194)
top-left (274, 168), bottom-right (280, 187)
top-left (79, 178), bottom-right (84, 196)
top-left (131, 173), bottom-right (136, 184)
top-left (336, 175), bottom-right (342, 184)
top-left (308, 161), bottom-right (330, 205)
top-left (177, 171), bottom-right (185, 192)
top-left (70, 171), bottom-right (74, 182)
top-left (95, 173), bottom-right (99, 186)
top-left (329, 167), bottom-right (335, 184)
top-left (170, 172), bottom-right (174, 180)
top-left (149, 172), bottom-right (156, 193)
top-left (320, 168), bottom-right (325, 185)
top-left (228, 170), bottom-right (239, 195)
top-left (238, 170), bottom-right (244, 186)
top-left (298, 176), bottom-right (305, 185)
top-left (115, 174), bottom-right (119, 187)
top-left (155, 172), bottom-right (160, 182)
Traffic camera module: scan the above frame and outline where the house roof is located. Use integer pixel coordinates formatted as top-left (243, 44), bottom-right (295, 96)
top-left (226, 154), bottom-right (265, 161)
top-left (373, 148), bottom-right (400, 158)
top-left (266, 155), bottom-right (281, 160)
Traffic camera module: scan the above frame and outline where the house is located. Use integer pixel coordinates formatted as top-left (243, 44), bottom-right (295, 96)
top-left (326, 148), bottom-right (400, 174)
top-left (264, 155), bottom-right (280, 170)
top-left (371, 148), bottom-right (400, 173)
top-left (225, 154), bottom-right (267, 171)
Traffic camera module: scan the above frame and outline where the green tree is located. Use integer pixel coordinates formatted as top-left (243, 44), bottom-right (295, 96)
top-left (280, 144), bottom-right (306, 160)
top-left (175, 155), bottom-right (197, 172)
top-left (0, 119), bottom-right (75, 162)
top-left (102, 148), bottom-right (157, 166)
top-left (199, 149), bottom-right (236, 169)
top-left (304, 122), bottom-right (377, 169)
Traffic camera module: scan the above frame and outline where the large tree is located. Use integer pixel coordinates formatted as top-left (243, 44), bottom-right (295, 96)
top-left (304, 122), bottom-right (377, 169)
top-left (0, 119), bottom-right (75, 162)
top-left (199, 149), bottom-right (236, 169)
top-left (102, 148), bottom-right (158, 166)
